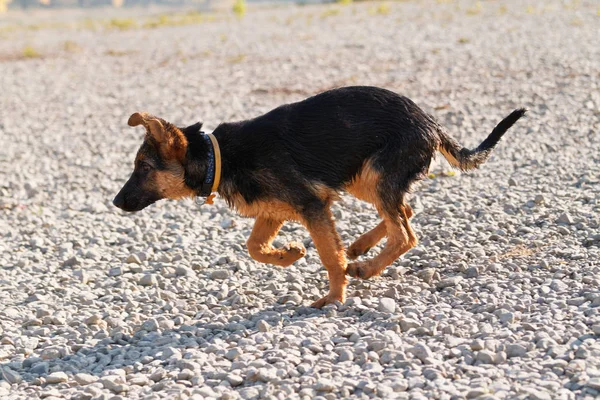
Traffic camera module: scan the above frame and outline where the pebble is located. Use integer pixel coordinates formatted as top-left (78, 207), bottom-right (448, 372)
top-left (210, 269), bottom-right (231, 280)
top-left (437, 276), bottom-right (462, 289)
top-left (46, 372), bottom-right (68, 384)
top-left (1, 368), bottom-right (22, 384)
top-left (587, 378), bottom-right (600, 390)
top-left (74, 373), bottom-right (98, 385)
top-left (418, 268), bottom-right (436, 284)
top-left (505, 344), bottom-right (528, 358)
top-left (226, 373), bottom-right (244, 386)
top-left (30, 362), bottom-right (49, 375)
top-left (410, 344), bottom-right (435, 363)
top-left (257, 320), bottom-right (271, 332)
top-left (138, 274), bottom-right (157, 286)
top-left (378, 297), bottom-right (396, 313)
top-left (556, 213), bottom-right (573, 224)
top-left (126, 254), bottom-right (142, 264)
top-left (338, 349), bottom-right (354, 362)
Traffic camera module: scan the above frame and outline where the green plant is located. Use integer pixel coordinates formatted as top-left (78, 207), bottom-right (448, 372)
top-left (105, 49), bottom-right (133, 57)
top-left (228, 54), bottom-right (246, 64)
top-left (233, 0), bottom-right (246, 17)
top-left (321, 8), bottom-right (340, 18)
top-left (22, 45), bottom-right (40, 58)
top-left (63, 40), bottom-right (82, 52)
top-left (369, 3), bottom-right (390, 16)
top-left (106, 18), bottom-right (137, 30)
top-left (466, 1), bottom-right (482, 15)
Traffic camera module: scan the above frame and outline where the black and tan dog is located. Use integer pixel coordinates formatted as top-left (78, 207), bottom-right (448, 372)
top-left (113, 86), bottom-right (525, 308)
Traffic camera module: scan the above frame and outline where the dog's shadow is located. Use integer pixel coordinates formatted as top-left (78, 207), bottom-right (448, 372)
top-left (0, 301), bottom-right (394, 386)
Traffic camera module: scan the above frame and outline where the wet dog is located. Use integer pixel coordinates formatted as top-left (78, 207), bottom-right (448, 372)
top-left (113, 86), bottom-right (525, 307)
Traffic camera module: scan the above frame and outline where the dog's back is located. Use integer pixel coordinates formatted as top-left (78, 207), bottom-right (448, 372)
top-left (223, 86), bottom-right (440, 190)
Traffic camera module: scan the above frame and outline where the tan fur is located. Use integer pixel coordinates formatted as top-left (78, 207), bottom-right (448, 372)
top-left (229, 193), bottom-right (301, 221)
top-left (301, 210), bottom-right (348, 308)
top-left (160, 125), bottom-right (188, 161)
top-left (311, 182), bottom-right (341, 203)
top-left (345, 160), bottom-right (381, 206)
top-left (439, 146), bottom-right (461, 168)
top-left (247, 217), bottom-right (306, 267)
top-left (347, 220), bottom-right (387, 260)
top-left (347, 204), bottom-right (418, 279)
top-left (154, 162), bottom-right (195, 200)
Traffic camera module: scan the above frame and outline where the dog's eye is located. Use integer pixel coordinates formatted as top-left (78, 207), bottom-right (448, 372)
top-left (140, 162), bottom-right (152, 172)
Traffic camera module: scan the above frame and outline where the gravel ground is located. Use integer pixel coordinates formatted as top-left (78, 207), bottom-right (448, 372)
top-left (1, 1), bottom-right (599, 399)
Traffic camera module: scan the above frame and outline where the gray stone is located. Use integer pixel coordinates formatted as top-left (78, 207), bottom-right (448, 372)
top-left (30, 362), bottom-right (49, 375)
top-left (476, 350), bottom-right (496, 364)
top-left (338, 349), bottom-right (354, 362)
top-left (378, 297), bottom-right (396, 313)
top-left (138, 274), bottom-right (157, 286)
top-left (506, 343), bottom-right (528, 358)
top-left (557, 213), bottom-right (573, 224)
top-left (101, 375), bottom-right (128, 393)
top-left (418, 268), bottom-right (436, 284)
top-left (225, 348), bottom-right (242, 361)
top-left (46, 371), bottom-right (68, 384)
top-left (314, 379), bottom-right (335, 392)
top-left (74, 373), bottom-right (98, 385)
top-left (226, 373), bottom-right (244, 386)
top-left (257, 320), bottom-right (270, 332)
top-left (1, 368), bottom-right (22, 384)
top-left (210, 269), bottom-right (231, 280)
top-left (126, 254), bottom-right (142, 264)
top-left (399, 318), bottom-right (421, 332)
top-left (586, 378), bottom-right (600, 390)
top-left (410, 343), bottom-right (434, 363)
top-left (437, 276), bottom-right (462, 289)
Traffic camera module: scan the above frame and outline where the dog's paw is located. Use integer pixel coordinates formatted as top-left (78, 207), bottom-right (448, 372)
top-left (277, 241), bottom-right (306, 267)
top-left (346, 261), bottom-right (374, 279)
top-left (310, 292), bottom-right (345, 309)
top-left (346, 244), bottom-right (371, 260)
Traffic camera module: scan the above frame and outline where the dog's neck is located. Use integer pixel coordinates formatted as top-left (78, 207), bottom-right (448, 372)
top-left (183, 121), bottom-right (258, 207)
top-left (182, 128), bottom-right (217, 198)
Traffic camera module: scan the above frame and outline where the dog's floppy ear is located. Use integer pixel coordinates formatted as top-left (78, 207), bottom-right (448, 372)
top-left (128, 112), bottom-right (167, 144)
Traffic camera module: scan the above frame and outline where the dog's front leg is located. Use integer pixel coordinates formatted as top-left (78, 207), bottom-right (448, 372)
top-left (301, 205), bottom-right (348, 308)
top-left (247, 216), bottom-right (306, 267)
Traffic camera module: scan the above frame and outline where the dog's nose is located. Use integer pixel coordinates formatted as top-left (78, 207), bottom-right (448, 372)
top-left (113, 192), bottom-right (125, 209)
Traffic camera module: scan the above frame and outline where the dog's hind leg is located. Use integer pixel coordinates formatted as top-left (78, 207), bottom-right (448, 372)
top-left (247, 217), bottom-right (306, 267)
top-left (347, 220), bottom-right (386, 260)
top-left (347, 204), bottom-right (417, 279)
top-left (301, 203), bottom-right (348, 308)
top-left (346, 204), bottom-right (414, 260)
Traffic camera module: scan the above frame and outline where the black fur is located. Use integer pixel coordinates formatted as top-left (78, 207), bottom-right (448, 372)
top-left (180, 122), bottom-right (209, 191)
top-left (439, 108), bottom-right (527, 171)
top-left (181, 86), bottom-right (524, 220)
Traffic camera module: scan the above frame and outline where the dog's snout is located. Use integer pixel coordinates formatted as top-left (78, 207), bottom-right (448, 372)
top-left (113, 192), bottom-right (125, 210)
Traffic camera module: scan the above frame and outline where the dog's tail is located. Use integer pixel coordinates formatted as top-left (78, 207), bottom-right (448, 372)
top-left (437, 108), bottom-right (526, 171)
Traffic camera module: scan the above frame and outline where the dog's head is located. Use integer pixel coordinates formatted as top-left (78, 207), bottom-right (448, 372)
top-left (113, 112), bottom-right (205, 212)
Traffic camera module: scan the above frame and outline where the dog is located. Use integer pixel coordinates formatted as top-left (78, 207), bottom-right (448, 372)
top-left (113, 86), bottom-right (525, 308)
